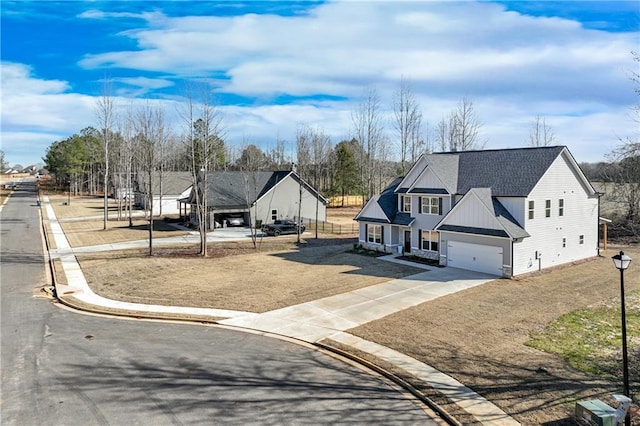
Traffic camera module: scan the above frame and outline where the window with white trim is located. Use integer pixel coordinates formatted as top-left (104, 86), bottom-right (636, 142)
top-left (421, 230), bottom-right (439, 252)
top-left (421, 197), bottom-right (441, 215)
top-left (545, 200), bottom-right (551, 218)
top-left (579, 234), bottom-right (584, 245)
top-left (562, 238), bottom-right (566, 248)
top-left (528, 200), bottom-right (535, 220)
top-left (271, 209), bottom-right (278, 221)
top-left (367, 225), bottom-right (382, 244)
top-left (402, 195), bottom-right (411, 213)
top-left (559, 199), bottom-right (564, 216)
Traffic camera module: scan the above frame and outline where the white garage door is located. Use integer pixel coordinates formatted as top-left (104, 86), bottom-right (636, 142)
top-left (447, 241), bottom-right (503, 275)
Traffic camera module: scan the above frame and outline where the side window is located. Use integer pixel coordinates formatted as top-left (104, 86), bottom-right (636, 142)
top-left (367, 225), bottom-right (382, 244)
top-left (562, 237), bottom-right (566, 248)
top-left (559, 199), bottom-right (564, 216)
top-left (403, 196), bottom-right (411, 213)
top-left (271, 209), bottom-right (278, 221)
top-left (579, 235), bottom-right (584, 245)
top-left (545, 200), bottom-right (551, 218)
top-left (528, 200), bottom-right (535, 220)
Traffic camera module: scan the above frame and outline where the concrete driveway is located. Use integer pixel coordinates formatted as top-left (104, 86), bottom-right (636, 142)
top-left (220, 263), bottom-right (497, 342)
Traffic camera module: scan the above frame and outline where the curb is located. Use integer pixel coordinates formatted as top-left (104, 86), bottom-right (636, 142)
top-left (315, 341), bottom-right (462, 426)
top-left (39, 193), bottom-right (460, 425)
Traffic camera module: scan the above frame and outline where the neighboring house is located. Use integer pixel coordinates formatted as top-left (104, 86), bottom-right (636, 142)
top-left (132, 171), bottom-right (193, 216)
top-left (355, 146), bottom-right (599, 277)
top-left (182, 170), bottom-right (327, 230)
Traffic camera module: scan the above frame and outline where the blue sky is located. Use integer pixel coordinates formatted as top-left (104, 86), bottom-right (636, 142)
top-left (1, 1), bottom-right (638, 167)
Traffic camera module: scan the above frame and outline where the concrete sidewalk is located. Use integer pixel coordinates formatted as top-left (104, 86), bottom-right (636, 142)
top-left (42, 195), bottom-right (519, 426)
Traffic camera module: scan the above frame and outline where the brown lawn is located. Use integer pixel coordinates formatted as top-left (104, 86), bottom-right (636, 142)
top-left (49, 196), bottom-right (640, 424)
top-left (78, 240), bottom-right (423, 312)
top-left (60, 219), bottom-right (188, 247)
top-left (349, 246), bottom-right (640, 425)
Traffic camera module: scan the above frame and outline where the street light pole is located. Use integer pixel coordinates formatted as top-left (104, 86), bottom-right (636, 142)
top-left (612, 250), bottom-right (632, 426)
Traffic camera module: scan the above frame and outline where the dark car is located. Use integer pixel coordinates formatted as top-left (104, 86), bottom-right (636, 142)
top-left (262, 219), bottom-right (305, 236)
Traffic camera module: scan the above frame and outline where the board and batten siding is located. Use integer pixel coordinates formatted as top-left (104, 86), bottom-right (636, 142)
top-left (512, 153), bottom-right (598, 275)
top-left (444, 193), bottom-right (504, 231)
top-left (254, 175), bottom-right (326, 226)
top-left (413, 167), bottom-right (446, 190)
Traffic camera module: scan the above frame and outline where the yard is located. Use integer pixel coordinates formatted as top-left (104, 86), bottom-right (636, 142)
top-left (46, 195), bottom-right (640, 424)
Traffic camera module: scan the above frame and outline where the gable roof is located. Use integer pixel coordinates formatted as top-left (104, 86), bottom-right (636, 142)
top-left (355, 177), bottom-right (415, 226)
top-left (136, 171), bottom-right (193, 195)
top-left (436, 188), bottom-right (530, 240)
top-left (412, 146), bottom-right (566, 197)
top-left (189, 170), bottom-right (326, 209)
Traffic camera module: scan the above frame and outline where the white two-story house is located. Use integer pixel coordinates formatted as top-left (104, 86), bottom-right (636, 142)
top-left (355, 146), bottom-right (599, 277)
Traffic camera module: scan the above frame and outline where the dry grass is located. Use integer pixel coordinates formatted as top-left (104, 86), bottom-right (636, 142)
top-left (52, 259), bottom-right (67, 286)
top-left (49, 194), bottom-right (640, 424)
top-left (0, 188), bottom-right (11, 205)
top-left (47, 194), bottom-right (117, 219)
top-left (61, 218), bottom-right (188, 247)
top-left (349, 246), bottom-right (640, 425)
top-left (78, 240), bottom-right (423, 313)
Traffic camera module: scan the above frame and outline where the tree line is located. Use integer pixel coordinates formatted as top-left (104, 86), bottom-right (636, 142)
top-left (42, 80), bottom-right (492, 209)
top-left (41, 65), bottom-right (639, 249)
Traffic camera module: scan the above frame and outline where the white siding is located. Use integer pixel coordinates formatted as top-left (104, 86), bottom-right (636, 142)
top-left (356, 195), bottom-right (387, 221)
top-left (443, 193), bottom-right (503, 230)
top-left (413, 168), bottom-right (445, 189)
top-left (497, 197), bottom-right (525, 226)
top-left (255, 175), bottom-right (326, 226)
top-left (513, 154), bottom-right (598, 275)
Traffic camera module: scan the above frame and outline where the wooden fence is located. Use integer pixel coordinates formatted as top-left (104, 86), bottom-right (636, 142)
top-left (327, 195), bottom-right (365, 208)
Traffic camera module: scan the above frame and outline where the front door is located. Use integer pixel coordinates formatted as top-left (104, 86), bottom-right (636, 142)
top-left (404, 230), bottom-right (411, 254)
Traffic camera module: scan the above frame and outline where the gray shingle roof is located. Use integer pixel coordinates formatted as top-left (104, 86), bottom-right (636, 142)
top-left (188, 170), bottom-right (325, 209)
top-left (136, 172), bottom-right (192, 195)
top-left (358, 177), bottom-right (415, 226)
top-left (433, 146), bottom-right (565, 196)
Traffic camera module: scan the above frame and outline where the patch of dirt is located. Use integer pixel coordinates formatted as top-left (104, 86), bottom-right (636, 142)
top-left (350, 247), bottom-right (640, 425)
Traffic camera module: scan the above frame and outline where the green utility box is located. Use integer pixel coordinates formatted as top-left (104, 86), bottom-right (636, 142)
top-left (575, 400), bottom-right (616, 426)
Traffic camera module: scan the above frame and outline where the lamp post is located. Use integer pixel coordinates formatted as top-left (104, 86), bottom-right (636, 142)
top-left (612, 250), bottom-right (632, 426)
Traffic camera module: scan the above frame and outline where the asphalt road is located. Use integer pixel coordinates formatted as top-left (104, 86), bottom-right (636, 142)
top-left (1, 180), bottom-right (437, 425)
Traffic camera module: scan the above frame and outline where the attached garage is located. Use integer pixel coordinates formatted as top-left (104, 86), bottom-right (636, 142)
top-left (447, 241), bottom-right (503, 276)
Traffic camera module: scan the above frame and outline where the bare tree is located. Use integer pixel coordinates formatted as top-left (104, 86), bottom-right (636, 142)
top-left (435, 98), bottom-right (484, 152)
top-left (179, 84), bottom-right (224, 257)
top-left (310, 126), bottom-right (331, 238)
top-left (453, 97), bottom-right (483, 151)
top-left (295, 126), bottom-right (312, 244)
top-left (118, 108), bottom-right (136, 227)
top-left (95, 80), bottom-right (115, 230)
top-left (529, 115), bottom-right (556, 147)
top-left (352, 87), bottom-right (385, 200)
top-left (238, 138), bottom-right (266, 249)
top-left (393, 78), bottom-right (423, 173)
top-left (603, 52), bottom-right (640, 237)
top-left (133, 102), bottom-right (167, 255)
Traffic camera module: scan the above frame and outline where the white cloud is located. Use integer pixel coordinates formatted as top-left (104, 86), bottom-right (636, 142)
top-left (4, 1), bottom-right (638, 166)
